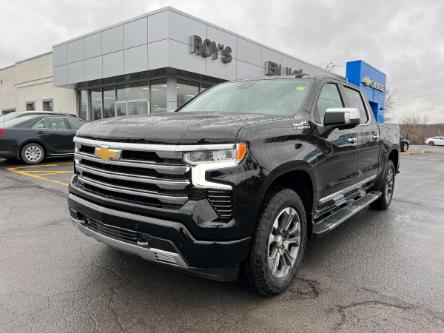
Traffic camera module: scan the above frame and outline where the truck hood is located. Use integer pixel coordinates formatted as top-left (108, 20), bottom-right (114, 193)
top-left (76, 112), bottom-right (289, 144)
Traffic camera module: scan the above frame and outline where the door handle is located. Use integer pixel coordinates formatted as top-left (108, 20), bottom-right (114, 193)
top-left (348, 137), bottom-right (356, 144)
top-left (372, 135), bottom-right (379, 141)
top-left (37, 131), bottom-right (44, 135)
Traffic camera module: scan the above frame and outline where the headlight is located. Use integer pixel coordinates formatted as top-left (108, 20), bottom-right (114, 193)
top-left (183, 143), bottom-right (247, 165)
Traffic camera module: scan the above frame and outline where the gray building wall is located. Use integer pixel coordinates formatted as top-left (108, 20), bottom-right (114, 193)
top-left (53, 6), bottom-right (334, 87)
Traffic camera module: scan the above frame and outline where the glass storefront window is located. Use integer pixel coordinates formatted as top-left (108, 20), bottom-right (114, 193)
top-left (201, 83), bottom-right (212, 92)
top-left (103, 86), bottom-right (116, 118)
top-left (78, 78), bottom-right (217, 120)
top-left (128, 101), bottom-right (149, 115)
top-left (150, 79), bottom-right (167, 113)
top-left (91, 88), bottom-right (102, 120)
top-left (116, 102), bottom-right (127, 117)
top-left (117, 82), bottom-right (149, 101)
top-left (116, 81), bottom-right (149, 116)
top-left (177, 79), bottom-right (199, 108)
top-left (78, 90), bottom-right (88, 120)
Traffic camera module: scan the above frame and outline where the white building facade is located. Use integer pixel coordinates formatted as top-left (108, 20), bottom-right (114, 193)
top-left (0, 52), bottom-right (76, 115)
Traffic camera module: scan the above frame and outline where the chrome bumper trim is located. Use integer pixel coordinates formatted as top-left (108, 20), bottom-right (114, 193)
top-left (74, 136), bottom-right (236, 152)
top-left (71, 217), bottom-right (189, 268)
top-left (319, 174), bottom-right (377, 205)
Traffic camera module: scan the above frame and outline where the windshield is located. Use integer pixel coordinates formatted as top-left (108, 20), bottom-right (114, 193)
top-left (179, 79), bottom-right (313, 116)
top-left (2, 115), bottom-right (37, 127)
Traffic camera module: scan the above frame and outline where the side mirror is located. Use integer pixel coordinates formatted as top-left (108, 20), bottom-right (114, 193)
top-left (324, 108), bottom-right (360, 129)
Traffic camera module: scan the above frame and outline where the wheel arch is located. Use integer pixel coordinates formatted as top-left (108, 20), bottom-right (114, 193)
top-left (258, 164), bottom-right (315, 237)
top-left (388, 148), bottom-right (399, 172)
top-left (18, 140), bottom-right (47, 160)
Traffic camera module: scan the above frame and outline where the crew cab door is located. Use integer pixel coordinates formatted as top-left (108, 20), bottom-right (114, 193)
top-left (342, 85), bottom-right (380, 182)
top-left (313, 82), bottom-right (359, 202)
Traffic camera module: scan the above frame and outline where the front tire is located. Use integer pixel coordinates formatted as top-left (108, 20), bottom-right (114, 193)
top-left (371, 160), bottom-right (395, 210)
top-left (242, 188), bottom-right (307, 296)
top-left (429, 141), bottom-right (435, 146)
top-left (20, 143), bottom-right (45, 164)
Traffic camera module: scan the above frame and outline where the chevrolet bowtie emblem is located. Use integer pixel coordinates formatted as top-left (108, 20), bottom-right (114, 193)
top-left (94, 146), bottom-right (122, 161)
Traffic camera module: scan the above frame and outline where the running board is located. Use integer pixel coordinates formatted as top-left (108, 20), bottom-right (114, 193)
top-left (313, 191), bottom-right (382, 236)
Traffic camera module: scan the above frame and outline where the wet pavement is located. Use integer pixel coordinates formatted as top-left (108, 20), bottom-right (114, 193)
top-left (1, 148), bottom-right (444, 332)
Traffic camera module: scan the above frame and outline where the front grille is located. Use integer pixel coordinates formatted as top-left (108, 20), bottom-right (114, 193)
top-left (75, 139), bottom-right (191, 209)
top-left (74, 137), bottom-right (234, 223)
top-left (207, 190), bottom-right (233, 223)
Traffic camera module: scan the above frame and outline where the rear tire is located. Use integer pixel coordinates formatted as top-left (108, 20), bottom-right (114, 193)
top-left (242, 188), bottom-right (307, 296)
top-left (371, 160), bottom-right (395, 210)
top-left (20, 143), bottom-right (45, 164)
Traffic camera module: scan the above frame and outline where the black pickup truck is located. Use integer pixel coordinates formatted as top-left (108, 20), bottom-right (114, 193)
top-left (68, 76), bottom-right (399, 295)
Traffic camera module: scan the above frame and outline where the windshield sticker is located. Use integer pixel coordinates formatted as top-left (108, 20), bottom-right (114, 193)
top-left (295, 86), bottom-right (305, 92)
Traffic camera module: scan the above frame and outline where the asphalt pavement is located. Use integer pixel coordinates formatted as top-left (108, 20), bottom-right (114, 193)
top-left (1, 146), bottom-right (444, 332)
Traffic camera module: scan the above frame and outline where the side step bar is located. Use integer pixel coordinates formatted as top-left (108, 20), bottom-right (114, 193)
top-left (313, 191), bottom-right (382, 236)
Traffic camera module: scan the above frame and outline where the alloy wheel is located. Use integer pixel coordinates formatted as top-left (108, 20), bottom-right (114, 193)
top-left (24, 145), bottom-right (42, 162)
top-left (267, 207), bottom-right (301, 279)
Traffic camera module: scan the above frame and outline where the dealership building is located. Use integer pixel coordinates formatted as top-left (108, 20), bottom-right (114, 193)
top-left (0, 6), bottom-right (386, 122)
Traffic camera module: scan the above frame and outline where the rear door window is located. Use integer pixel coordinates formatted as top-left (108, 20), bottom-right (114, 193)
top-left (34, 117), bottom-right (68, 130)
top-left (343, 87), bottom-right (369, 123)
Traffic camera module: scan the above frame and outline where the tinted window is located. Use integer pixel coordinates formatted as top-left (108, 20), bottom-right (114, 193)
top-left (34, 117), bottom-right (68, 129)
top-left (316, 83), bottom-right (343, 123)
top-left (66, 117), bottom-right (86, 129)
top-left (343, 87), bottom-right (369, 123)
top-left (180, 79), bottom-right (312, 116)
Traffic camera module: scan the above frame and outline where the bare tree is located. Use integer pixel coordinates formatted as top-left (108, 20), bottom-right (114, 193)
top-left (321, 62), bottom-right (337, 74)
top-left (420, 112), bottom-right (431, 143)
top-left (384, 87), bottom-right (396, 122)
top-left (400, 114), bottom-right (420, 140)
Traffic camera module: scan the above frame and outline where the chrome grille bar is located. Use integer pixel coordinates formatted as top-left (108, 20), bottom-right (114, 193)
top-left (76, 164), bottom-right (189, 190)
top-left (75, 152), bottom-right (189, 175)
top-left (77, 175), bottom-right (188, 205)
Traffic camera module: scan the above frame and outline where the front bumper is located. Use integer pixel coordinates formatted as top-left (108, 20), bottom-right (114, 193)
top-left (68, 193), bottom-right (251, 281)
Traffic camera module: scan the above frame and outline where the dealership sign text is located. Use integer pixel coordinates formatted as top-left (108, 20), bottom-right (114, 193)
top-left (264, 61), bottom-right (306, 76)
top-left (191, 35), bottom-right (232, 63)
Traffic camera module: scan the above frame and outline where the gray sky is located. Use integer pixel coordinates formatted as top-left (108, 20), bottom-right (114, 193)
top-left (1, 0), bottom-right (443, 123)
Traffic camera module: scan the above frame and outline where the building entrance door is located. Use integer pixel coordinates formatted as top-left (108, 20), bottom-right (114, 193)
top-left (115, 100), bottom-right (149, 116)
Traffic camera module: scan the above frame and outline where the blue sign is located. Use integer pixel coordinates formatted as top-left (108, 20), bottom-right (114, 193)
top-left (346, 60), bottom-right (386, 123)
